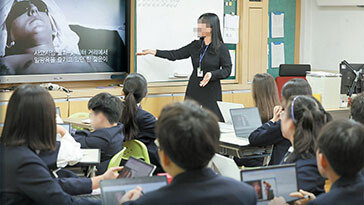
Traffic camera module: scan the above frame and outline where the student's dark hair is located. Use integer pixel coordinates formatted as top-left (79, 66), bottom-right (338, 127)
top-left (88, 92), bottom-right (123, 124)
top-left (252, 73), bottom-right (280, 123)
top-left (285, 95), bottom-right (331, 162)
top-left (121, 73), bottom-right (148, 141)
top-left (156, 100), bottom-right (220, 170)
top-left (281, 78), bottom-right (312, 101)
top-left (0, 84), bottom-right (56, 151)
top-left (350, 92), bottom-right (364, 124)
top-left (317, 120), bottom-right (364, 177)
top-left (198, 13), bottom-right (224, 54)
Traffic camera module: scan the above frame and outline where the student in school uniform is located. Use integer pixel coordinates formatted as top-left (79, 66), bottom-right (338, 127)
top-left (350, 92), bottom-right (364, 125)
top-left (120, 73), bottom-right (162, 173)
top-left (290, 120), bottom-right (364, 205)
top-left (120, 100), bottom-right (257, 205)
top-left (235, 73), bottom-right (283, 167)
top-left (0, 85), bottom-right (123, 205)
top-left (67, 92), bottom-right (125, 175)
top-left (350, 93), bottom-right (364, 176)
top-left (280, 95), bottom-right (331, 196)
top-left (248, 78), bottom-right (312, 165)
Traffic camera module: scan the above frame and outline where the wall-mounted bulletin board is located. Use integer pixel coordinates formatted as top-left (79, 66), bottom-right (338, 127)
top-left (267, 0), bottom-right (298, 78)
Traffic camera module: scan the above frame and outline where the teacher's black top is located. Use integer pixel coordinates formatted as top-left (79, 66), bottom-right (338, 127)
top-left (156, 39), bottom-right (232, 121)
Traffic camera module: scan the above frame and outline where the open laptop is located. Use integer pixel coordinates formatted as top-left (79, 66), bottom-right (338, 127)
top-left (56, 123), bottom-right (71, 141)
top-left (100, 176), bottom-right (168, 205)
top-left (208, 154), bottom-right (241, 181)
top-left (230, 107), bottom-right (262, 138)
top-left (241, 164), bottom-right (298, 205)
top-left (217, 101), bottom-right (244, 124)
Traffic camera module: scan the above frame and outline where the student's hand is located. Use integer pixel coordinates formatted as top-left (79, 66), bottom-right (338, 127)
top-left (200, 72), bottom-right (212, 87)
top-left (290, 189), bottom-right (316, 205)
top-left (119, 186), bottom-right (143, 204)
top-left (102, 166), bottom-right (124, 180)
top-left (56, 125), bottom-right (67, 137)
top-left (271, 106), bottom-right (283, 122)
top-left (136, 49), bottom-right (156, 56)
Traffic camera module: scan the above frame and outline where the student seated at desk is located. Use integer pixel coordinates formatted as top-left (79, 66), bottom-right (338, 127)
top-left (280, 95), bottom-right (331, 196)
top-left (65, 92), bottom-right (124, 175)
top-left (121, 73), bottom-right (162, 173)
top-left (121, 100), bottom-right (257, 205)
top-left (235, 73), bottom-right (282, 167)
top-left (290, 120), bottom-right (364, 205)
top-left (0, 85), bottom-right (123, 205)
top-left (350, 93), bottom-right (364, 176)
top-left (350, 92), bottom-right (364, 125)
top-left (248, 78), bottom-right (312, 165)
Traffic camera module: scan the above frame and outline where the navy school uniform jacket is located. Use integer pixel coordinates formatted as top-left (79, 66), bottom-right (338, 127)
top-left (38, 142), bottom-right (92, 195)
top-left (308, 174), bottom-right (364, 205)
top-left (282, 153), bottom-right (326, 196)
top-left (249, 120), bottom-right (291, 165)
top-left (124, 168), bottom-right (257, 205)
top-left (0, 145), bottom-right (100, 205)
top-left (134, 107), bottom-right (163, 173)
top-left (73, 123), bottom-right (124, 175)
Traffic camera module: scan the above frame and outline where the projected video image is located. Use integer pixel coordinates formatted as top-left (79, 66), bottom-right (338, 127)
top-left (0, 0), bottom-right (127, 75)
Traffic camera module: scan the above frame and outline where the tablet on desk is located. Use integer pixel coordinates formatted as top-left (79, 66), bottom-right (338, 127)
top-left (241, 164), bottom-right (298, 204)
top-left (79, 149), bottom-right (101, 165)
top-left (100, 176), bottom-right (167, 205)
top-left (118, 157), bottom-right (156, 178)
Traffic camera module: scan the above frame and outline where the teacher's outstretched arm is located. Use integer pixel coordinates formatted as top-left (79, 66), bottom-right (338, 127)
top-left (136, 42), bottom-right (194, 61)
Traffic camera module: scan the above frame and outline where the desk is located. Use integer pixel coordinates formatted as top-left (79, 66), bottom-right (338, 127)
top-left (65, 120), bottom-right (274, 166)
top-left (63, 117), bottom-right (93, 130)
top-left (326, 107), bottom-right (350, 121)
top-left (218, 123), bottom-right (273, 166)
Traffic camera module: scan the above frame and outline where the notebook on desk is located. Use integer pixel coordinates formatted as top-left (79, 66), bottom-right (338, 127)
top-left (230, 107), bottom-right (262, 138)
top-left (100, 176), bottom-right (168, 205)
top-left (241, 164), bottom-right (298, 205)
top-left (208, 154), bottom-right (241, 181)
top-left (79, 149), bottom-right (101, 165)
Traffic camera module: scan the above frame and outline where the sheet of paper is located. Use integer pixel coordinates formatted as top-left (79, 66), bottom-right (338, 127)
top-left (224, 27), bottom-right (239, 44)
top-left (224, 14), bottom-right (240, 29)
top-left (223, 14), bottom-right (239, 44)
top-left (229, 50), bottom-right (236, 77)
top-left (271, 42), bottom-right (285, 68)
top-left (271, 12), bottom-right (284, 38)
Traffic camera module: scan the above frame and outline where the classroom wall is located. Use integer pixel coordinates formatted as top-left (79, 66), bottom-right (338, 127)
top-left (300, 0), bottom-right (364, 72)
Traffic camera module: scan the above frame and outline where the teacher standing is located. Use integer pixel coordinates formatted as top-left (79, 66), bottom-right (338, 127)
top-left (137, 13), bottom-right (232, 121)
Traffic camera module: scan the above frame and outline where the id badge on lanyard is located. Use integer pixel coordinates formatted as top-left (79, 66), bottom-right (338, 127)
top-left (197, 42), bottom-right (209, 78)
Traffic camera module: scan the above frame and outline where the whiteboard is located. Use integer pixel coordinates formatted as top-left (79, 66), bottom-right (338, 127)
top-left (136, 0), bottom-right (224, 82)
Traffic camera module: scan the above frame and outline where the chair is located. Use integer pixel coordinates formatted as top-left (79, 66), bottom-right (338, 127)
top-left (122, 140), bottom-right (151, 164)
top-left (69, 112), bottom-right (89, 130)
top-left (107, 147), bottom-right (127, 170)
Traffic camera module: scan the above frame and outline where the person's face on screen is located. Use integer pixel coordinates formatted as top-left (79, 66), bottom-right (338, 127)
top-left (197, 21), bottom-right (212, 38)
top-left (7, 0), bottom-right (53, 47)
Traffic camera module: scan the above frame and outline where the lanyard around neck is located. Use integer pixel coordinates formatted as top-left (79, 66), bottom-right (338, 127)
top-left (199, 41), bottom-right (209, 67)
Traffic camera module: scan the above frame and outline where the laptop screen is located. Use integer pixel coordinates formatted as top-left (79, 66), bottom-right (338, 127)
top-left (230, 107), bottom-right (262, 137)
top-left (100, 176), bottom-right (167, 205)
top-left (241, 164), bottom-right (298, 205)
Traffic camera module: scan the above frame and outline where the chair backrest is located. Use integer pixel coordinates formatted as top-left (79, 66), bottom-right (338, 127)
top-left (69, 112), bottom-right (89, 119)
top-left (275, 76), bottom-right (307, 99)
top-left (122, 140), bottom-right (151, 164)
top-left (107, 147), bottom-right (126, 170)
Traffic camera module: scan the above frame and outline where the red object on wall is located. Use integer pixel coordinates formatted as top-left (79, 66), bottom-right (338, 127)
top-left (275, 76), bottom-right (306, 99)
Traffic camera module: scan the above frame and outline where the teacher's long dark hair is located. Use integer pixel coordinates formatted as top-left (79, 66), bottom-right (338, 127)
top-left (198, 13), bottom-right (224, 54)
